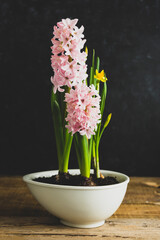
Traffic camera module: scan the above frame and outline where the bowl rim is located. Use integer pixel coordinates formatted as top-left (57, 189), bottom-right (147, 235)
top-left (23, 169), bottom-right (130, 191)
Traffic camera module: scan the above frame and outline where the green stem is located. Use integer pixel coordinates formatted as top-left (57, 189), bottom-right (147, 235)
top-left (92, 139), bottom-right (96, 171)
top-left (80, 136), bottom-right (90, 178)
top-left (74, 134), bottom-right (90, 178)
top-left (95, 139), bottom-right (100, 178)
top-left (74, 135), bottom-right (82, 172)
top-left (61, 131), bottom-right (73, 173)
top-left (88, 136), bottom-right (93, 171)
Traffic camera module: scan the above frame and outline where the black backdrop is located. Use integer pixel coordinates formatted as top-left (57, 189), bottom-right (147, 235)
top-left (1, 0), bottom-right (160, 176)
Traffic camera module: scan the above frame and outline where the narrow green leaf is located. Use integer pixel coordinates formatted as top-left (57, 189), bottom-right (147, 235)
top-left (96, 57), bottom-right (100, 72)
top-left (95, 57), bottom-right (100, 91)
top-left (92, 49), bottom-right (95, 69)
top-left (100, 81), bottom-right (107, 117)
top-left (89, 66), bottom-right (94, 85)
top-left (92, 49), bottom-right (96, 87)
top-left (51, 100), bottom-right (64, 170)
top-left (95, 80), bottom-right (106, 144)
top-left (51, 87), bottom-right (57, 111)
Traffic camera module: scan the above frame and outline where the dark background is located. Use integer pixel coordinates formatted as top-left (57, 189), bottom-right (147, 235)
top-left (1, 0), bottom-right (160, 176)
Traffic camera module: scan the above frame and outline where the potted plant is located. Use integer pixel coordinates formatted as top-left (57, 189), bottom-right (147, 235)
top-left (23, 18), bottom-right (129, 228)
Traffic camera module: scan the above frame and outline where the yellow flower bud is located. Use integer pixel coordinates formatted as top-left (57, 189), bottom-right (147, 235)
top-left (94, 69), bottom-right (108, 82)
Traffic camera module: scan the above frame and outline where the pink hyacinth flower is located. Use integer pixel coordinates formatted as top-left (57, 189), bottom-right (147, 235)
top-left (50, 18), bottom-right (88, 93)
top-left (65, 84), bottom-right (101, 139)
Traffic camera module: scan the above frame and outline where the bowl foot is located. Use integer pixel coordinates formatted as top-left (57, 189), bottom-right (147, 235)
top-left (60, 219), bottom-right (105, 228)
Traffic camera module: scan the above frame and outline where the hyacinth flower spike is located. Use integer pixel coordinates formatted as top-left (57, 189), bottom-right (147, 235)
top-left (50, 18), bottom-right (87, 174)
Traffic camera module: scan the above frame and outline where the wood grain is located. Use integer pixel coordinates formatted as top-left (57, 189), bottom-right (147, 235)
top-left (0, 176), bottom-right (160, 239)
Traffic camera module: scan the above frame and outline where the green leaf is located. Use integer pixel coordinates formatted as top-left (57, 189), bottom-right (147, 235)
top-left (51, 87), bottom-right (57, 111)
top-left (95, 57), bottom-right (100, 91)
top-left (92, 49), bottom-right (95, 69)
top-left (92, 49), bottom-right (96, 87)
top-left (100, 81), bottom-right (107, 117)
top-left (51, 87), bottom-right (73, 173)
top-left (89, 66), bottom-right (94, 85)
top-left (51, 99), bottom-right (64, 170)
top-left (95, 81), bottom-right (107, 144)
top-left (96, 57), bottom-right (100, 72)
top-left (53, 100), bottom-right (64, 145)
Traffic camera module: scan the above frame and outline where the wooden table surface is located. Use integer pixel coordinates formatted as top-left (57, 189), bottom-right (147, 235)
top-left (0, 176), bottom-right (160, 240)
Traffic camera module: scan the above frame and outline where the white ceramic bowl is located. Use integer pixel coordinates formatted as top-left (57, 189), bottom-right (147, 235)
top-left (23, 169), bottom-right (129, 228)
